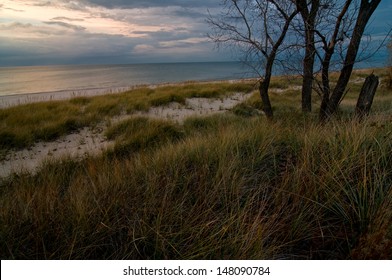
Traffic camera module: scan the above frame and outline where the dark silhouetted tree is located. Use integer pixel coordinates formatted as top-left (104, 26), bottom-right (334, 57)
top-left (320, 0), bottom-right (381, 120)
top-left (208, 0), bottom-right (298, 119)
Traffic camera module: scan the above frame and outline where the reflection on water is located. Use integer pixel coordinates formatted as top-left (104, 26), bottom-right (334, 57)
top-left (0, 62), bottom-right (254, 96)
top-left (1, 55), bottom-right (385, 97)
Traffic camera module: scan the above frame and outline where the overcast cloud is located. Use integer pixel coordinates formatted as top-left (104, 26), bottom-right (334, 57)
top-left (0, 0), bottom-right (390, 66)
top-left (86, 0), bottom-right (219, 9)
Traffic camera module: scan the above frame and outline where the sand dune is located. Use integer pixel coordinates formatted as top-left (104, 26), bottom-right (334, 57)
top-left (0, 91), bottom-right (253, 179)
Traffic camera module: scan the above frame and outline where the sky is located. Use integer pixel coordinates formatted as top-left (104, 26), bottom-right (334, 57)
top-left (0, 0), bottom-right (391, 67)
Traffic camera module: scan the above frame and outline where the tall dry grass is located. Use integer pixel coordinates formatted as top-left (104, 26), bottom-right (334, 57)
top-left (1, 113), bottom-right (392, 259)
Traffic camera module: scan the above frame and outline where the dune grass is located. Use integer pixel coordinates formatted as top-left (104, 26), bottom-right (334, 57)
top-left (0, 81), bottom-right (254, 151)
top-left (2, 114), bottom-right (392, 259)
top-left (104, 117), bottom-right (186, 159)
top-left (1, 69), bottom-right (392, 259)
top-left (0, 101), bottom-right (90, 149)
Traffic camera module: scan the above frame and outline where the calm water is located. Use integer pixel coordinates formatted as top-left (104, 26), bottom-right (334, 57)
top-left (0, 62), bottom-right (254, 97)
top-left (1, 55), bottom-right (387, 98)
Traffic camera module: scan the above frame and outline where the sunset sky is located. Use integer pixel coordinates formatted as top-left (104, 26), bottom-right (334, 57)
top-left (0, 0), bottom-right (391, 66)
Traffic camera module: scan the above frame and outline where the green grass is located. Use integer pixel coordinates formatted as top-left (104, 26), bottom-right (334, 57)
top-left (0, 101), bottom-right (92, 149)
top-left (1, 69), bottom-right (392, 259)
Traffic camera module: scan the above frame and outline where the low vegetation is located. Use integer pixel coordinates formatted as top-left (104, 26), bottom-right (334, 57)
top-left (0, 81), bottom-right (254, 151)
top-left (105, 117), bottom-right (185, 159)
top-left (1, 69), bottom-right (392, 259)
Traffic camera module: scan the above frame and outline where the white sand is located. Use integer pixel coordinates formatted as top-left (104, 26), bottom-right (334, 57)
top-left (136, 92), bottom-right (254, 122)
top-left (0, 127), bottom-right (113, 178)
top-left (0, 89), bottom-right (255, 179)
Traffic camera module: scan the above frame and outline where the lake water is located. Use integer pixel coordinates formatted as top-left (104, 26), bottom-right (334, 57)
top-left (0, 62), bottom-right (255, 97)
top-left (0, 55), bottom-right (387, 98)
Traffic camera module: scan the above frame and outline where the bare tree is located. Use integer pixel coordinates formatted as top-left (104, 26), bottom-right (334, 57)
top-left (293, 0), bottom-right (382, 121)
top-left (208, 0), bottom-right (298, 119)
top-left (320, 0), bottom-right (382, 120)
top-left (314, 0), bottom-right (355, 119)
top-left (209, 0), bottom-right (382, 121)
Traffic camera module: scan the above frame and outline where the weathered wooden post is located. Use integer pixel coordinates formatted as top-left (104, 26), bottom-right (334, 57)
top-left (355, 73), bottom-right (379, 120)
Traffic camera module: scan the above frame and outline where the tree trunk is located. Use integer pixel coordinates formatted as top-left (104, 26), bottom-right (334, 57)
top-left (296, 0), bottom-right (319, 113)
top-left (259, 77), bottom-right (273, 119)
top-left (302, 42), bottom-right (315, 113)
top-left (319, 50), bottom-right (334, 122)
top-left (318, 0), bottom-right (353, 122)
top-left (257, 5), bottom-right (298, 120)
top-left (355, 74), bottom-right (379, 119)
top-left (324, 0), bottom-right (381, 118)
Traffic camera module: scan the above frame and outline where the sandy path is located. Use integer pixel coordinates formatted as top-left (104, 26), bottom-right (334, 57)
top-left (0, 92), bottom-right (253, 179)
top-left (0, 127), bottom-right (113, 178)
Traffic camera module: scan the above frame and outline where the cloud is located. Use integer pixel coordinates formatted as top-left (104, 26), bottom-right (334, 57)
top-left (44, 21), bottom-right (86, 31)
top-left (2, 5), bottom-right (24, 12)
top-left (0, 22), bottom-right (32, 29)
top-left (0, 22), bottom-right (64, 37)
top-left (0, 27), bottom-right (149, 65)
top-left (0, 0), bottom-right (228, 65)
top-left (133, 44), bottom-right (155, 54)
top-left (51, 16), bottom-right (85, 22)
top-left (86, 0), bottom-right (219, 9)
top-left (28, 0), bottom-right (89, 12)
top-left (32, 1), bottom-right (54, 7)
top-left (159, 37), bottom-right (210, 48)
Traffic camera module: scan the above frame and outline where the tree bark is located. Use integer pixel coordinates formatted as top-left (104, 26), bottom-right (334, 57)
top-left (296, 0), bottom-right (320, 113)
top-left (302, 39), bottom-right (315, 113)
top-left (324, 0), bottom-right (381, 118)
top-left (355, 74), bottom-right (379, 119)
top-left (259, 79), bottom-right (273, 119)
top-left (319, 49), bottom-right (335, 122)
top-left (259, 58), bottom-right (275, 119)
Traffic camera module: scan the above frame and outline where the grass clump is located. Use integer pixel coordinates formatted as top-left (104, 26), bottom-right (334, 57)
top-left (0, 101), bottom-right (89, 149)
top-left (105, 117), bottom-right (185, 158)
top-left (183, 113), bottom-right (244, 133)
top-left (232, 103), bottom-right (262, 117)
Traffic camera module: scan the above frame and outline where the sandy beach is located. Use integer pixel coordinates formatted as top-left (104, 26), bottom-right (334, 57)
top-left (0, 86), bottom-right (136, 109)
top-left (0, 84), bottom-right (255, 179)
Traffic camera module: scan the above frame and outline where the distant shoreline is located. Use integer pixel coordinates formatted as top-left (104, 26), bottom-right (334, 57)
top-left (0, 66), bottom-right (384, 109)
top-left (0, 62), bottom-right (253, 100)
top-left (0, 86), bottom-right (134, 109)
